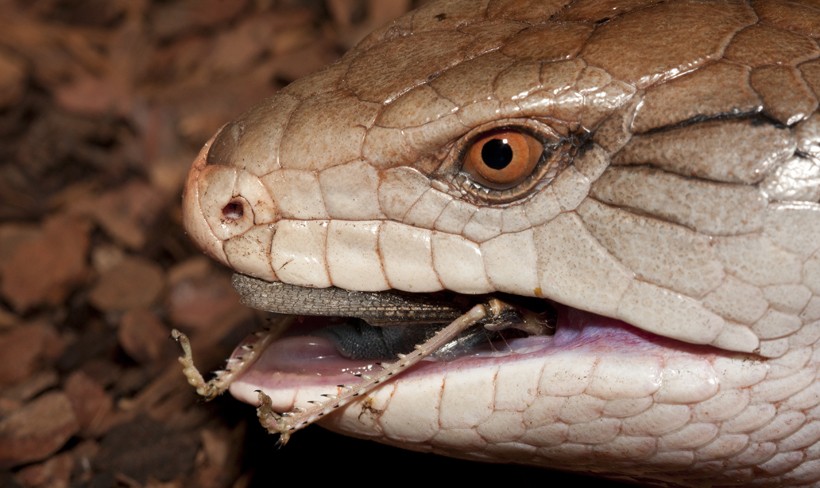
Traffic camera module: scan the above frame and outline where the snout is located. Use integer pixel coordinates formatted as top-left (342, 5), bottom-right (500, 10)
top-left (182, 128), bottom-right (279, 280)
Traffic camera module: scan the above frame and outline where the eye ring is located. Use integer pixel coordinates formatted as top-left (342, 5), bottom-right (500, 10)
top-left (439, 121), bottom-right (579, 204)
top-left (463, 129), bottom-right (544, 190)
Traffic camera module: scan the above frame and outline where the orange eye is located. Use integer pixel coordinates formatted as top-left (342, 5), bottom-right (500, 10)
top-left (463, 129), bottom-right (544, 189)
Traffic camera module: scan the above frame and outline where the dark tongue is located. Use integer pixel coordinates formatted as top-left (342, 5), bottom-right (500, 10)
top-left (313, 320), bottom-right (440, 360)
top-left (312, 319), bottom-right (504, 361)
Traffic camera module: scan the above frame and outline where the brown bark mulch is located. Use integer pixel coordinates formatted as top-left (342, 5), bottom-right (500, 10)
top-left (0, 1), bottom-right (625, 486)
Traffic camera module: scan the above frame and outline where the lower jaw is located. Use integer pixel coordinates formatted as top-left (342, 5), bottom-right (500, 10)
top-left (220, 297), bottom-right (778, 488)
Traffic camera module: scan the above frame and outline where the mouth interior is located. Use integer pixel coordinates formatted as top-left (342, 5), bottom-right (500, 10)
top-left (231, 274), bottom-right (585, 369)
top-left (234, 284), bottom-right (729, 386)
top-left (306, 292), bottom-right (557, 361)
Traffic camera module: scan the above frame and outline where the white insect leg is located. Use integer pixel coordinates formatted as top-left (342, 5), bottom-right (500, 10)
top-left (172, 315), bottom-right (294, 400)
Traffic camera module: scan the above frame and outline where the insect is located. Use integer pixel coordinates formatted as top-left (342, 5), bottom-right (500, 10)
top-left (176, 298), bottom-right (548, 444)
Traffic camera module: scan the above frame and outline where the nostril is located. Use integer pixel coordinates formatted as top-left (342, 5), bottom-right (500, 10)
top-left (222, 200), bottom-right (244, 220)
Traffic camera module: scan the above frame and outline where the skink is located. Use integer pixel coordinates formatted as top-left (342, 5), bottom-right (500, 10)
top-left (182, 1), bottom-right (820, 485)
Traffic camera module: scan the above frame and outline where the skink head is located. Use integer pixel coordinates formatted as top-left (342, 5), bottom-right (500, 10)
top-left (180, 1), bottom-right (820, 485)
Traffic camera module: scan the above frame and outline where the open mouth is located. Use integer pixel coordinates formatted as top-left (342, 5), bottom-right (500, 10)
top-left (225, 274), bottom-right (731, 409)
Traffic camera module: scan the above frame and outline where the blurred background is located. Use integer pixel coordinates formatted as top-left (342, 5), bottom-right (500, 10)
top-left (0, 1), bottom-right (628, 486)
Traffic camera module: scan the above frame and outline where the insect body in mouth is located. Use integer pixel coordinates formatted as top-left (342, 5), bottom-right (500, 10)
top-left (175, 296), bottom-right (552, 445)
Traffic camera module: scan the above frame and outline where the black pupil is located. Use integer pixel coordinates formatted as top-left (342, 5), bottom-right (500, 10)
top-left (481, 138), bottom-right (513, 170)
